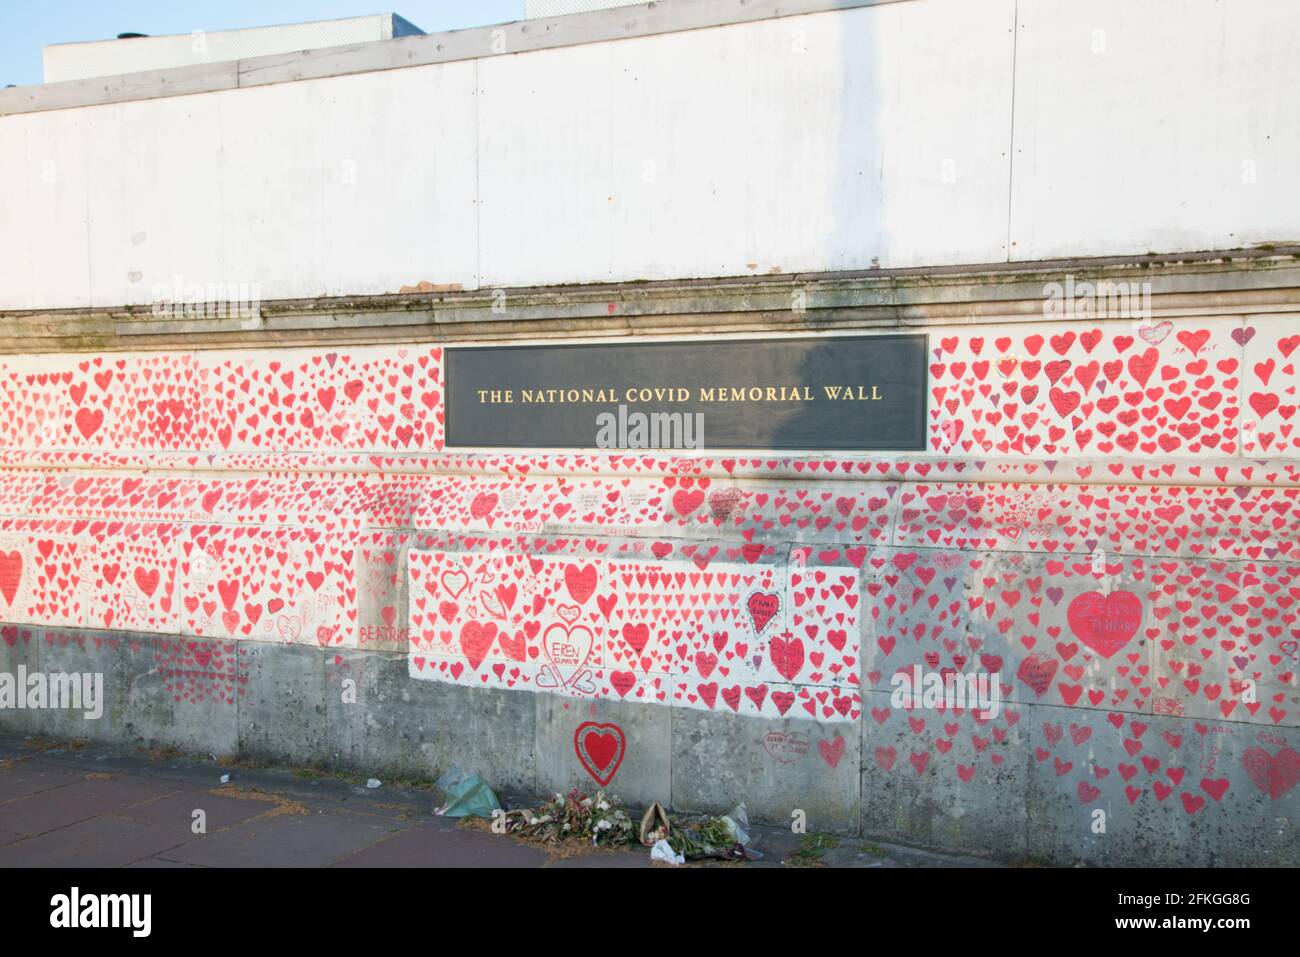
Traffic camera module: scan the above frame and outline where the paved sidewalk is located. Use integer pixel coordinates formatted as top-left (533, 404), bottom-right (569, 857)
top-left (0, 734), bottom-right (999, 868)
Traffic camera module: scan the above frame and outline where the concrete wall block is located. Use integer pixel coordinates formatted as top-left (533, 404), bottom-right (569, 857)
top-left (672, 705), bottom-right (861, 834)
top-left (1025, 704), bottom-right (1300, 866)
top-left (536, 694), bottom-right (671, 808)
top-left (237, 640), bottom-right (331, 766)
top-left (858, 685), bottom-right (1029, 860)
top-left (118, 633), bottom-right (240, 756)
top-left (0, 624), bottom-right (42, 735)
top-left (27, 628), bottom-right (126, 745)
top-left (321, 647), bottom-right (539, 794)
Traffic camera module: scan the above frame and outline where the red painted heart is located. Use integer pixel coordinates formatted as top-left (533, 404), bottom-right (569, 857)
top-left (574, 721), bottom-right (626, 786)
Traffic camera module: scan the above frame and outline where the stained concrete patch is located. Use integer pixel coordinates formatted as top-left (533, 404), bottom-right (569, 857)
top-left (120, 634), bottom-right (239, 755)
top-left (672, 706), bottom-right (860, 833)
top-left (324, 648), bottom-right (522, 786)
top-left (20, 628), bottom-right (119, 740)
top-left (238, 640), bottom-right (331, 766)
top-left (323, 648), bottom-right (539, 795)
top-left (0, 624), bottom-right (39, 736)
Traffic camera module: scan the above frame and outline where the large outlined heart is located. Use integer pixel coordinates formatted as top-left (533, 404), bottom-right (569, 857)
top-left (574, 721), bottom-right (625, 786)
top-left (541, 621), bottom-right (594, 688)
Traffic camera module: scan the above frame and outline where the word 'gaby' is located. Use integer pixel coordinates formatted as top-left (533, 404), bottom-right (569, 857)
top-left (890, 665), bottom-right (1002, 719)
top-left (50, 888), bottom-right (151, 937)
top-left (0, 666), bottom-right (103, 719)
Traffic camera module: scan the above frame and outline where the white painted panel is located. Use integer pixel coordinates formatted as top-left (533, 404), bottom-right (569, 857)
top-left (1009, 0), bottom-right (1300, 261)
top-left (218, 61), bottom-right (479, 301)
top-left (83, 96), bottom-right (228, 309)
top-left (0, 110), bottom-right (93, 311)
top-left (478, 0), bottom-right (1015, 285)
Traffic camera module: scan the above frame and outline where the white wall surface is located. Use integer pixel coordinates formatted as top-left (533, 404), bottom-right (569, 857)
top-left (1008, 0), bottom-right (1300, 262)
top-left (0, 0), bottom-right (1296, 312)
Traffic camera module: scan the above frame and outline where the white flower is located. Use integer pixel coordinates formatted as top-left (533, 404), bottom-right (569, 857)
top-left (597, 800), bottom-right (610, 811)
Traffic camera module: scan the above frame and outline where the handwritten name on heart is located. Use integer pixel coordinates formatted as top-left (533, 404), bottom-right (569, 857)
top-left (1066, 590), bottom-right (1141, 659)
top-left (747, 591), bottom-right (780, 636)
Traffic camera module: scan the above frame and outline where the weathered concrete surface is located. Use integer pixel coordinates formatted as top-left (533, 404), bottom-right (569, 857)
top-left (858, 688), bottom-right (1030, 860)
top-left (673, 708), bottom-right (861, 834)
top-left (536, 694), bottom-right (671, 805)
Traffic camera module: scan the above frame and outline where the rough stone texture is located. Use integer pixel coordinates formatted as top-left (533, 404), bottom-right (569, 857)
top-left (118, 634), bottom-right (240, 756)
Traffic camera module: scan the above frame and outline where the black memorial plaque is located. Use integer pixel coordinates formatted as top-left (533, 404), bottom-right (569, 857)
top-left (444, 335), bottom-right (927, 451)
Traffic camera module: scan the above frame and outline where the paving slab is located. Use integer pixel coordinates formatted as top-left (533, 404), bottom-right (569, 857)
top-left (0, 776), bottom-right (181, 835)
top-left (116, 788), bottom-right (280, 831)
top-left (160, 809), bottom-right (407, 868)
top-left (0, 814), bottom-right (194, 867)
top-left (0, 764), bottom-right (84, 800)
top-left (331, 821), bottom-right (551, 868)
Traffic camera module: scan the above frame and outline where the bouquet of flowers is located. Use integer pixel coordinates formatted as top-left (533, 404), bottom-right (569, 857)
top-left (505, 788), bottom-right (636, 847)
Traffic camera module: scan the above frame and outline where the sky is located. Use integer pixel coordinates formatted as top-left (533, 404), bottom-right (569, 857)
top-left (1, 0), bottom-right (526, 87)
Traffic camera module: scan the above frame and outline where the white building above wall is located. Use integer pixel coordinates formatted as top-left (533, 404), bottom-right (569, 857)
top-left (42, 13), bottom-right (424, 83)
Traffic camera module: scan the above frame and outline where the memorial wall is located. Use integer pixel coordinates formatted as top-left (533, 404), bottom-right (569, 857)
top-left (0, 0), bottom-right (1298, 865)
